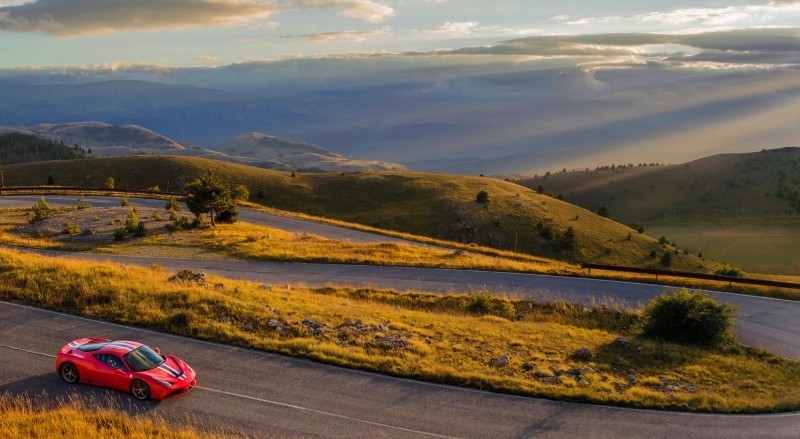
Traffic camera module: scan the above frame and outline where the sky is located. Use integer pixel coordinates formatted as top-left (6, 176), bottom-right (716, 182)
top-left (1, 0), bottom-right (799, 68)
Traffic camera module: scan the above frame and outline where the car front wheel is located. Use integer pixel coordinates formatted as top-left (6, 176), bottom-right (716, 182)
top-left (131, 379), bottom-right (151, 401)
top-left (59, 363), bottom-right (79, 384)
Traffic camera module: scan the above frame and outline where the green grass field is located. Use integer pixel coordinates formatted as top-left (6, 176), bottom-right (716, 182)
top-left (647, 218), bottom-right (800, 276)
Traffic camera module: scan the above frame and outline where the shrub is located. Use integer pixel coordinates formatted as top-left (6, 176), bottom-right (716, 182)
top-left (76, 194), bottom-right (91, 210)
top-left (133, 222), bottom-right (147, 237)
top-left (120, 198), bottom-right (130, 207)
top-left (597, 206), bottom-right (610, 218)
top-left (165, 197), bottom-right (183, 212)
top-left (716, 265), bottom-right (745, 277)
top-left (62, 220), bottom-right (80, 235)
top-left (125, 209), bottom-right (139, 232)
top-left (660, 252), bottom-right (673, 267)
top-left (152, 211), bottom-right (163, 221)
top-left (92, 215), bottom-right (100, 221)
top-left (641, 290), bottom-right (738, 347)
top-left (146, 185), bottom-right (160, 192)
top-left (466, 290), bottom-right (515, 319)
top-left (649, 250), bottom-right (657, 259)
top-left (232, 184), bottom-right (250, 202)
top-left (113, 228), bottom-right (126, 241)
top-left (475, 190), bottom-right (489, 205)
top-left (104, 176), bottom-right (115, 190)
top-left (30, 197), bottom-right (52, 223)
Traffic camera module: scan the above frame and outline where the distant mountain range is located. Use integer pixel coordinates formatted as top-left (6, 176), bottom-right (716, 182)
top-left (0, 122), bottom-right (404, 173)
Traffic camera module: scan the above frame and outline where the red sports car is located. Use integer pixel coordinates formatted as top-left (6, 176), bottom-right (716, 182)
top-left (56, 338), bottom-right (196, 400)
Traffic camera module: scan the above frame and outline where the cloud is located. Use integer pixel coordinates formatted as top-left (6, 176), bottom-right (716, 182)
top-left (302, 26), bottom-right (391, 42)
top-left (196, 56), bottom-right (220, 62)
top-left (288, 0), bottom-right (394, 23)
top-left (565, 3), bottom-right (800, 29)
top-left (0, 0), bottom-right (276, 36)
top-left (424, 21), bottom-right (480, 36)
top-left (0, 0), bottom-right (393, 36)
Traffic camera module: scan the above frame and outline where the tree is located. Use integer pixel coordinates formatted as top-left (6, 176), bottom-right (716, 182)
top-left (561, 226), bottom-right (577, 250)
top-left (597, 206), bottom-right (610, 218)
top-left (232, 184), bottom-right (250, 202)
top-left (660, 252), bottom-right (673, 267)
top-left (104, 177), bottom-right (115, 190)
top-left (184, 171), bottom-right (237, 227)
top-left (475, 190), bottom-right (489, 205)
top-left (658, 236), bottom-right (668, 245)
top-left (30, 197), bottom-right (52, 223)
top-left (536, 186), bottom-right (544, 194)
top-left (47, 175), bottom-right (55, 186)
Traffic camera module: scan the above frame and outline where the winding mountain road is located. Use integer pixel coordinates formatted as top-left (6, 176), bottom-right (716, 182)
top-left (2, 195), bottom-right (800, 437)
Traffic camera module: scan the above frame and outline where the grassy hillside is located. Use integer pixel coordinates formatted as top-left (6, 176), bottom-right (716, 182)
top-left (516, 148), bottom-right (800, 274)
top-left (0, 156), bottom-right (716, 271)
top-left (518, 148), bottom-right (800, 222)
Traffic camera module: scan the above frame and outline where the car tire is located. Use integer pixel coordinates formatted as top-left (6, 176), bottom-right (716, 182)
top-left (59, 362), bottom-right (80, 384)
top-left (131, 379), bottom-right (151, 401)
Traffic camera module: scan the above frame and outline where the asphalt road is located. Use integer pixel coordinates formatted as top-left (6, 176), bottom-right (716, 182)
top-left (3, 301), bottom-right (800, 439)
top-left (2, 195), bottom-right (800, 437)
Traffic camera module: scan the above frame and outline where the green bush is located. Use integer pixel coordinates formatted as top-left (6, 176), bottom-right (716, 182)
top-left (29, 197), bottom-right (52, 223)
top-left (62, 220), bottom-right (80, 235)
top-left (466, 290), bottom-right (515, 319)
top-left (641, 290), bottom-right (738, 348)
top-left (125, 209), bottom-right (139, 232)
top-left (133, 222), bottom-right (147, 237)
top-left (120, 198), bottom-right (130, 207)
top-left (715, 265), bottom-right (745, 277)
top-left (113, 228), bottom-right (126, 241)
top-left (165, 197), bottom-right (183, 212)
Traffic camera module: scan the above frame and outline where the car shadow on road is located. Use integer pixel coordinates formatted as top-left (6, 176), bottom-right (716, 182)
top-left (0, 373), bottom-right (161, 414)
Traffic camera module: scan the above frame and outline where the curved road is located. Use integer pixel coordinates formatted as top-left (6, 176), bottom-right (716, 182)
top-left (2, 195), bottom-right (800, 437)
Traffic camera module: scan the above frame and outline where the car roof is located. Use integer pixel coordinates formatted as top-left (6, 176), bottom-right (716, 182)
top-left (95, 340), bottom-right (144, 355)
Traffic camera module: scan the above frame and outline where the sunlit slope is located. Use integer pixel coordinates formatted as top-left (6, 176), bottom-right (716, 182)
top-left (518, 148), bottom-right (800, 223)
top-left (0, 156), bottom-right (716, 270)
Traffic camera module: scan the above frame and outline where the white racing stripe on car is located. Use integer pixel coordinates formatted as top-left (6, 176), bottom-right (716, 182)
top-left (0, 343), bottom-right (458, 438)
top-left (196, 386), bottom-right (459, 438)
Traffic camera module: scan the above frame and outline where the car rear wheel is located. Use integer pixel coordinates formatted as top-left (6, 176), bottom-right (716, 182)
top-left (59, 363), bottom-right (79, 383)
top-left (131, 379), bottom-right (151, 401)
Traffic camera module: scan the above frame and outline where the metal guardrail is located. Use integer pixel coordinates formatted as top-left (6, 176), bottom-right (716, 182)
top-left (581, 263), bottom-right (800, 290)
top-left (0, 186), bottom-right (186, 199)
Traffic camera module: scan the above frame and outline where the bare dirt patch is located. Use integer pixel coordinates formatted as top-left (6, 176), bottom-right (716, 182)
top-left (18, 206), bottom-right (189, 244)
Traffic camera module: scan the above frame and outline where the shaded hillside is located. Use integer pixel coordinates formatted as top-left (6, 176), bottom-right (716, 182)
top-left (517, 148), bottom-right (800, 223)
top-left (0, 156), bottom-right (717, 271)
top-left (0, 133), bottom-right (90, 165)
top-left (218, 132), bottom-right (406, 172)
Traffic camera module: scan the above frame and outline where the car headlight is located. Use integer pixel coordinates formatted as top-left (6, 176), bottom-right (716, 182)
top-left (153, 378), bottom-right (174, 388)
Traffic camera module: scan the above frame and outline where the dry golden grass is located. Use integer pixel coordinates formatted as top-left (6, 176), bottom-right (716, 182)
top-left (2, 248), bottom-right (800, 413)
top-left (0, 392), bottom-right (227, 438)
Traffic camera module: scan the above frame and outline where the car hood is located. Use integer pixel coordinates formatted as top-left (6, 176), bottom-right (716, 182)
top-left (140, 356), bottom-right (192, 383)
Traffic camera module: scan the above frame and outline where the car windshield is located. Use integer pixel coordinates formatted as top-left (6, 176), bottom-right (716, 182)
top-left (122, 345), bottom-right (165, 372)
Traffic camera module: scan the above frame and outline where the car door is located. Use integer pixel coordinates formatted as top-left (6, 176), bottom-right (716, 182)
top-left (92, 354), bottom-right (130, 391)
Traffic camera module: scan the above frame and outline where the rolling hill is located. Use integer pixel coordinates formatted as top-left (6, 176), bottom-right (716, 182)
top-left (0, 156), bottom-right (717, 271)
top-left (517, 148), bottom-right (800, 222)
top-left (0, 122), bottom-right (405, 172)
top-left (217, 132), bottom-right (405, 172)
top-left (516, 147), bottom-right (800, 274)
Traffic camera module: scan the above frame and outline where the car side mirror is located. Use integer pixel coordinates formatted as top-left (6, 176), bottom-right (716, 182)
top-left (154, 348), bottom-right (161, 355)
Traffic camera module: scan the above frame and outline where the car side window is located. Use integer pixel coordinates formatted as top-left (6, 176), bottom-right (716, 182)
top-left (94, 354), bottom-right (127, 371)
